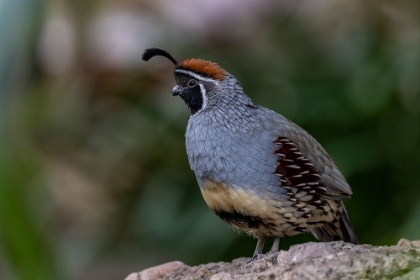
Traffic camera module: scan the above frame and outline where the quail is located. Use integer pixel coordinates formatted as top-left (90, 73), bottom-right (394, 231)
top-left (142, 47), bottom-right (359, 260)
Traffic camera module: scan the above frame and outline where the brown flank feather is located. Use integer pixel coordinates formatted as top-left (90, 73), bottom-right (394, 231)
top-left (178, 59), bottom-right (226, 80)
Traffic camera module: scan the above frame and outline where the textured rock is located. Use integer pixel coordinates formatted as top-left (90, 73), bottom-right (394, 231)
top-left (125, 239), bottom-right (420, 280)
top-left (124, 261), bottom-right (186, 280)
top-left (397, 238), bottom-right (420, 248)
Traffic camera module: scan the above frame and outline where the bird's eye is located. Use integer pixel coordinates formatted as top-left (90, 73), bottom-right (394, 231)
top-left (188, 79), bottom-right (198, 88)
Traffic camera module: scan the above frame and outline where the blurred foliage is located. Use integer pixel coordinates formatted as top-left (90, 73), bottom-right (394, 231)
top-left (1, 0), bottom-right (420, 279)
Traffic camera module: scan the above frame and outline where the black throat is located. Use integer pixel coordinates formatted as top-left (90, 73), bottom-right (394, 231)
top-left (180, 86), bottom-right (203, 115)
top-left (174, 72), bottom-right (206, 115)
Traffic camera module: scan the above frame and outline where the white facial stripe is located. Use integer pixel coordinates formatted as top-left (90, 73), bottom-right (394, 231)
top-left (196, 83), bottom-right (207, 114)
top-left (175, 69), bottom-right (220, 84)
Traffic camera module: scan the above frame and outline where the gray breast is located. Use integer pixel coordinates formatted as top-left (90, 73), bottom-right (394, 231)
top-left (185, 107), bottom-right (284, 197)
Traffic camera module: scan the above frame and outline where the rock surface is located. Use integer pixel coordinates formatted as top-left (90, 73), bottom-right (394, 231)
top-left (125, 239), bottom-right (420, 280)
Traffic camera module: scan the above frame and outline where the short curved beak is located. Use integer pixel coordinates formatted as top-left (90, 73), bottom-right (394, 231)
top-left (172, 85), bottom-right (182, 96)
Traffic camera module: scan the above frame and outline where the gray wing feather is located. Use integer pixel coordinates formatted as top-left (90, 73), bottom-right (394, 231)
top-left (266, 109), bottom-right (353, 200)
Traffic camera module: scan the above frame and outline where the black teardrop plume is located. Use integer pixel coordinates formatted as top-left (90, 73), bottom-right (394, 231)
top-left (142, 48), bottom-right (178, 65)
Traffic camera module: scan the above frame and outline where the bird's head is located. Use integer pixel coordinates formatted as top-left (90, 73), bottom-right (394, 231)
top-left (142, 47), bottom-right (231, 115)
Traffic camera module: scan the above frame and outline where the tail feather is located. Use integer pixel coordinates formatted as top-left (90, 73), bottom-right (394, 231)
top-left (311, 205), bottom-right (359, 244)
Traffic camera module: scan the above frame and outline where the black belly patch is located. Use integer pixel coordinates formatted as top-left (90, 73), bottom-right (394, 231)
top-left (214, 210), bottom-right (271, 229)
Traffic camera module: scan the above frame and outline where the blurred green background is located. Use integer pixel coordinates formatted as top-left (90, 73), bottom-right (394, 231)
top-left (1, 0), bottom-right (420, 279)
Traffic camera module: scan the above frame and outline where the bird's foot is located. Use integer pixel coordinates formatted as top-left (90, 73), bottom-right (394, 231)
top-left (247, 254), bottom-right (263, 263)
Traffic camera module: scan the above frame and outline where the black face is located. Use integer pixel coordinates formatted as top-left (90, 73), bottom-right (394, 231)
top-left (173, 73), bottom-right (204, 115)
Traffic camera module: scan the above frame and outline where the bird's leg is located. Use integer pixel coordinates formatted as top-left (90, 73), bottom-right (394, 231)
top-left (248, 236), bottom-right (266, 262)
top-left (253, 236), bottom-right (266, 256)
top-left (269, 237), bottom-right (280, 253)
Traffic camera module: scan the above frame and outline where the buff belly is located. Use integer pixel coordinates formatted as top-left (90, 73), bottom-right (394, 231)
top-left (201, 180), bottom-right (341, 238)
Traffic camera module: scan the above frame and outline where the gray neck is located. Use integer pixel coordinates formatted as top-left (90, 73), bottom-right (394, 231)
top-left (191, 75), bottom-right (258, 132)
top-left (206, 75), bottom-right (255, 111)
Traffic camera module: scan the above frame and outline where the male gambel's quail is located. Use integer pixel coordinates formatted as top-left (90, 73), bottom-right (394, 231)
top-left (142, 48), bottom-right (358, 260)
